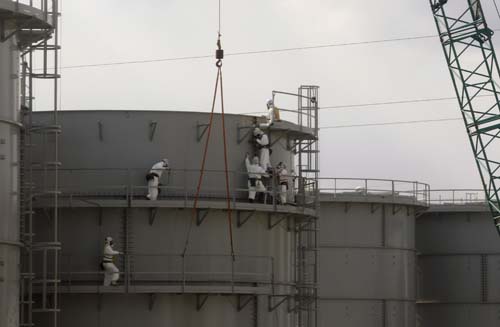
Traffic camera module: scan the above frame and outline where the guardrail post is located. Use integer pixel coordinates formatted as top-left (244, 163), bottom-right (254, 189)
top-left (272, 171), bottom-right (277, 210)
top-left (182, 255), bottom-right (186, 293)
top-left (334, 179), bottom-right (337, 199)
top-left (231, 256), bottom-right (235, 293)
top-left (232, 171), bottom-right (237, 208)
top-left (271, 257), bottom-right (275, 295)
top-left (392, 180), bottom-right (395, 202)
top-left (364, 179), bottom-right (368, 197)
top-left (125, 254), bottom-right (130, 293)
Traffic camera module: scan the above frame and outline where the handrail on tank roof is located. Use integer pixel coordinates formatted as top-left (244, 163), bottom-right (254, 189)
top-left (428, 188), bottom-right (487, 205)
top-left (317, 177), bottom-right (431, 206)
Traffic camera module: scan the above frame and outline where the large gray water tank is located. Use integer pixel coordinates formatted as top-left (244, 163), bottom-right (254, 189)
top-left (417, 202), bottom-right (500, 327)
top-left (30, 110), bottom-right (316, 327)
top-left (319, 182), bottom-right (429, 327)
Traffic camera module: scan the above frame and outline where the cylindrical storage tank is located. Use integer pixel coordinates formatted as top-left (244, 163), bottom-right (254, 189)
top-left (30, 110), bottom-right (315, 327)
top-left (318, 181), bottom-right (429, 327)
top-left (0, 34), bottom-right (20, 326)
top-left (416, 200), bottom-right (500, 327)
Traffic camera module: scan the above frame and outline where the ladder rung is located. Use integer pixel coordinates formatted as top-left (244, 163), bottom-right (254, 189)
top-left (32, 279), bottom-right (61, 284)
top-left (32, 309), bottom-right (60, 313)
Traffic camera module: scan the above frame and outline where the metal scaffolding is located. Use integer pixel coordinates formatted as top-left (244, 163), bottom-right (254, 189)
top-left (6, 1), bottom-right (62, 326)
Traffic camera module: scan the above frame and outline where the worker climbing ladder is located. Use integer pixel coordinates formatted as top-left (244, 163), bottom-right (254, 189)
top-left (430, 0), bottom-right (500, 234)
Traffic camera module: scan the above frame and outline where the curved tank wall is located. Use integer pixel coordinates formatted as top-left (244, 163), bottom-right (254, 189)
top-left (0, 35), bottom-right (20, 327)
top-left (31, 110), bottom-right (297, 194)
top-left (30, 110), bottom-right (314, 327)
top-left (416, 204), bottom-right (500, 327)
top-left (319, 192), bottom-right (423, 327)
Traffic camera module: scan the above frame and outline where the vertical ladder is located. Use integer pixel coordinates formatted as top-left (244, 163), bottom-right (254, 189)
top-left (17, 1), bottom-right (61, 326)
top-left (430, 0), bottom-right (500, 234)
top-left (295, 85), bottom-right (319, 327)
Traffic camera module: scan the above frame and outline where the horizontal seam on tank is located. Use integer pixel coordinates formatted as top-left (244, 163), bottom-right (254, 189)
top-left (319, 245), bottom-right (416, 252)
top-left (319, 297), bottom-right (416, 302)
top-left (418, 252), bottom-right (500, 256)
top-left (417, 301), bottom-right (500, 305)
top-left (0, 118), bottom-right (22, 128)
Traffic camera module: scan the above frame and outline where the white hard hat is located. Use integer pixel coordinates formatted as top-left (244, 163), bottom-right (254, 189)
top-left (266, 99), bottom-right (274, 108)
top-left (253, 127), bottom-right (263, 136)
top-left (162, 158), bottom-right (169, 165)
top-left (105, 236), bottom-right (113, 244)
top-left (252, 156), bottom-right (259, 165)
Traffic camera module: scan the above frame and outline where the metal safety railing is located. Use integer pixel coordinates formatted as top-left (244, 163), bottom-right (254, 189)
top-left (31, 167), bottom-right (318, 209)
top-left (55, 254), bottom-right (281, 291)
top-left (429, 189), bottom-right (487, 205)
top-left (318, 177), bottom-right (431, 206)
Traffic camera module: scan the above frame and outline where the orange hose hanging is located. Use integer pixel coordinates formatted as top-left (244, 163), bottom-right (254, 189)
top-left (182, 31), bottom-right (235, 261)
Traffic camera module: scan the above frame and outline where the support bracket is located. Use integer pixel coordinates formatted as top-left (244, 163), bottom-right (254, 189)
top-left (196, 294), bottom-right (209, 311)
top-left (196, 209), bottom-right (210, 226)
top-left (237, 210), bottom-right (256, 228)
top-left (149, 207), bottom-right (158, 226)
top-left (97, 293), bottom-right (103, 312)
top-left (98, 121), bottom-right (104, 142)
top-left (148, 293), bottom-right (156, 311)
top-left (149, 121), bottom-right (158, 142)
top-left (98, 207), bottom-right (103, 226)
top-left (268, 295), bottom-right (289, 312)
top-left (392, 204), bottom-right (402, 215)
top-left (237, 295), bottom-right (254, 312)
top-left (196, 122), bottom-right (210, 142)
top-left (237, 123), bottom-right (255, 144)
top-left (371, 203), bottom-right (381, 214)
top-left (268, 213), bottom-right (288, 230)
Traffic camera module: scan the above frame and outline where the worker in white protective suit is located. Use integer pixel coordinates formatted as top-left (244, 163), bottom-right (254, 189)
top-left (259, 99), bottom-right (280, 129)
top-left (276, 162), bottom-right (289, 205)
top-left (146, 158), bottom-right (170, 200)
top-left (245, 153), bottom-right (267, 203)
top-left (101, 236), bottom-right (120, 286)
top-left (253, 128), bottom-right (271, 171)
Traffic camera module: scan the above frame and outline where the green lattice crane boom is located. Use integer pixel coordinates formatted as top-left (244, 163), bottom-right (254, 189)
top-left (430, 0), bottom-right (500, 234)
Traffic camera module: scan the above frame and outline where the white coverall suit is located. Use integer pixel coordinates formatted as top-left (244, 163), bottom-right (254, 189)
top-left (146, 159), bottom-right (169, 200)
top-left (255, 132), bottom-right (271, 170)
top-left (277, 166), bottom-right (289, 204)
top-left (259, 99), bottom-right (279, 129)
top-left (245, 156), bottom-right (267, 202)
top-left (102, 240), bottom-right (120, 286)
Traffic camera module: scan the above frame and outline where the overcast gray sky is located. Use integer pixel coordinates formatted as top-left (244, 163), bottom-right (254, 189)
top-left (33, 0), bottom-right (500, 190)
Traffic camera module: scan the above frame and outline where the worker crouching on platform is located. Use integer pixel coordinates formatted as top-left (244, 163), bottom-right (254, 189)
top-left (146, 158), bottom-right (170, 200)
top-left (276, 162), bottom-right (289, 205)
top-left (245, 153), bottom-right (267, 203)
top-left (101, 236), bottom-right (121, 286)
top-left (259, 99), bottom-right (280, 129)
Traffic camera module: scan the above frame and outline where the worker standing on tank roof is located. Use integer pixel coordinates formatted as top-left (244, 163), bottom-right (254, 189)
top-left (277, 162), bottom-right (289, 204)
top-left (102, 236), bottom-right (121, 286)
top-left (146, 158), bottom-right (170, 200)
top-left (253, 128), bottom-right (271, 171)
top-left (259, 99), bottom-right (280, 129)
top-left (245, 153), bottom-right (267, 203)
